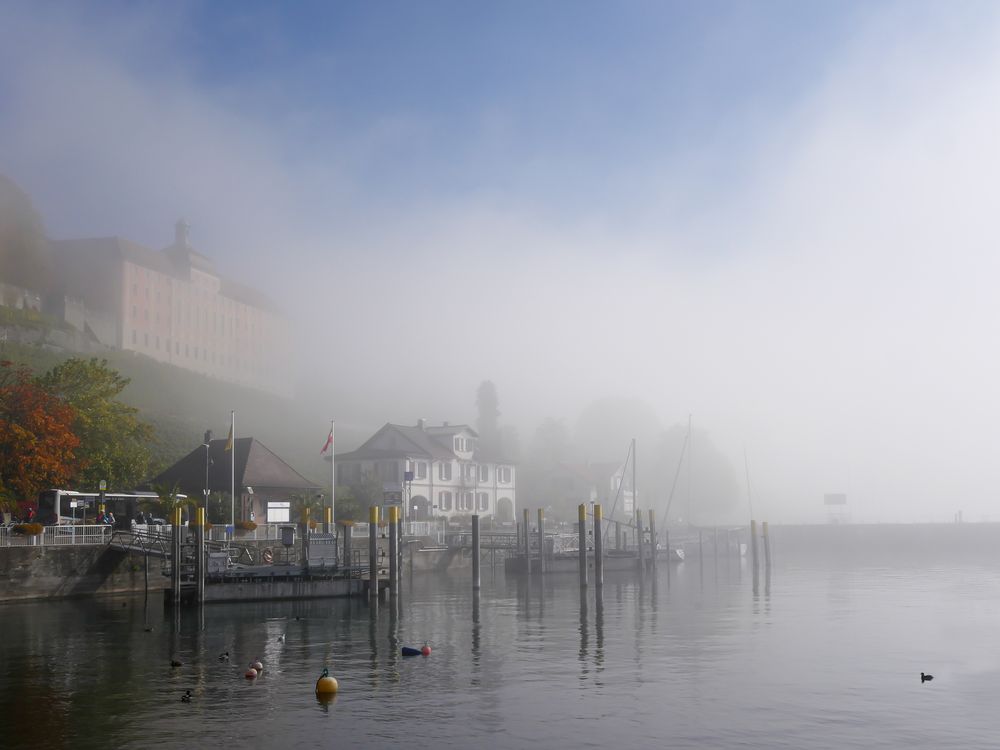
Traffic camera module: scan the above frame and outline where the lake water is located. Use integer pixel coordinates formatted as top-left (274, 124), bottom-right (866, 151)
top-left (2, 527), bottom-right (1000, 749)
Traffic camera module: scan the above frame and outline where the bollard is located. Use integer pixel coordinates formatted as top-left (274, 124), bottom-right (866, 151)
top-left (594, 503), bottom-right (604, 588)
top-left (369, 506), bottom-right (379, 599)
top-left (578, 504), bottom-right (588, 588)
top-left (389, 506), bottom-right (399, 597)
top-left (537, 508), bottom-right (545, 574)
top-left (193, 507), bottom-right (205, 605)
top-left (472, 514), bottom-right (481, 590)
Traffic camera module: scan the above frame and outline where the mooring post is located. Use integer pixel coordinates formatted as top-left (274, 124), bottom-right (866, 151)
top-left (342, 521), bottom-right (353, 589)
top-left (750, 519), bottom-right (759, 591)
top-left (472, 514), bottom-right (481, 590)
top-left (763, 521), bottom-right (771, 570)
top-left (537, 508), bottom-right (545, 574)
top-left (578, 504), bottom-right (588, 588)
top-left (635, 508), bottom-right (644, 579)
top-left (194, 507), bottom-right (205, 604)
top-left (396, 509), bottom-right (404, 577)
top-left (648, 509), bottom-right (657, 579)
top-left (369, 506), bottom-right (379, 599)
top-left (389, 506), bottom-right (399, 597)
top-left (522, 508), bottom-right (530, 556)
top-left (170, 506), bottom-right (181, 606)
top-left (323, 506), bottom-right (332, 535)
top-left (699, 529), bottom-right (704, 568)
top-left (300, 507), bottom-right (311, 572)
top-left (593, 503), bottom-right (604, 588)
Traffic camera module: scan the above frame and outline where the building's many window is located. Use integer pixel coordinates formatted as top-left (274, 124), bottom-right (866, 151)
top-left (498, 466), bottom-right (512, 483)
top-left (438, 462), bottom-right (452, 481)
top-left (132, 283), bottom-right (137, 296)
top-left (476, 492), bottom-right (489, 511)
top-left (479, 465), bottom-right (489, 482)
top-left (143, 333), bottom-right (148, 347)
top-left (416, 461), bottom-right (427, 479)
top-left (131, 305), bottom-right (136, 319)
top-left (460, 492), bottom-right (474, 511)
top-left (454, 437), bottom-right (462, 451)
top-left (439, 491), bottom-right (453, 511)
top-left (131, 330), bottom-right (136, 345)
top-left (464, 464), bottom-right (475, 481)
top-left (155, 335), bottom-right (159, 350)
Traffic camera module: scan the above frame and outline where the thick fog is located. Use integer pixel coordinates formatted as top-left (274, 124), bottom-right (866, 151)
top-left (2, 2), bottom-right (999, 523)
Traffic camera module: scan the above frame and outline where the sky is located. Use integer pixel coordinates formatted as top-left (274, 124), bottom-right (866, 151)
top-left (2, 0), bottom-right (1000, 523)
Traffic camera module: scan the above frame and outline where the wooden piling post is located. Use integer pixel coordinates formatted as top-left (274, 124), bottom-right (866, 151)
top-left (649, 509), bottom-right (658, 580)
top-left (193, 507), bottom-right (205, 604)
top-left (389, 506), bottom-right (399, 597)
top-left (369, 506), bottom-right (379, 599)
top-left (698, 529), bottom-right (703, 568)
top-left (397, 510), bottom-right (404, 576)
top-left (750, 519), bottom-right (759, 588)
top-left (762, 521), bottom-right (771, 570)
top-left (578, 504), bottom-right (588, 588)
top-left (593, 503), bottom-right (604, 588)
top-left (472, 514), bottom-right (481, 590)
top-left (635, 508), bottom-right (644, 578)
top-left (523, 508), bottom-right (530, 557)
top-left (342, 520), bottom-right (353, 585)
top-left (537, 508), bottom-right (545, 574)
top-left (300, 507), bottom-right (310, 571)
top-left (170, 506), bottom-right (181, 606)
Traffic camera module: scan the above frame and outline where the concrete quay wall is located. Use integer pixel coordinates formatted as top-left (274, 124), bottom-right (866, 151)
top-left (0, 546), bottom-right (164, 603)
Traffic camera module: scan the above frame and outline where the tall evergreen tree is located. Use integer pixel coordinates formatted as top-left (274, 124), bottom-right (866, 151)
top-left (475, 380), bottom-right (501, 456)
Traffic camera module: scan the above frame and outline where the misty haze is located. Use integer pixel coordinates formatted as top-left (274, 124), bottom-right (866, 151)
top-left (2, 2), bottom-right (999, 749)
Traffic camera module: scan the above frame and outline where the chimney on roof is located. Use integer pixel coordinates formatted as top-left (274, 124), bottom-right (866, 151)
top-left (175, 218), bottom-right (191, 248)
top-left (417, 418), bottom-right (426, 430)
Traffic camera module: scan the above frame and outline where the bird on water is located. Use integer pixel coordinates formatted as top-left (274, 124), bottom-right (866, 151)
top-left (181, 690), bottom-right (192, 703)
top-left (921, 672), bottom-right (934, 683)
top-left (219, 651), bottom-right (230, 662)
top-left (170, 659), bottom-right (183, 668)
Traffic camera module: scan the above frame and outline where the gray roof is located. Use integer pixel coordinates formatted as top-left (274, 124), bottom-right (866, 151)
top-left (147, 437), bottom-right (320, 496)
top-left (335, 422), bottom-right (515, 464)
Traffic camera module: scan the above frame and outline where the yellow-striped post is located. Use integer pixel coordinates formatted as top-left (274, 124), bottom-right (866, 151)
top-left (195, 507), bottom-right (206, 604)
top-left (369, 505), bottom-right (379, 598)
top-left (593, 504), bottom-right (604, 587)
top-left (388, 506), bottom-right (399, 596)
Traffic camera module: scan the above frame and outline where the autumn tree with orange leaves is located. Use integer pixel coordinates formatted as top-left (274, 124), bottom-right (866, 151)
top-left (0, 360), bottom-right (80, 512)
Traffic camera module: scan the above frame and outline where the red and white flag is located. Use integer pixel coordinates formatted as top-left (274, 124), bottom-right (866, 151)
top-left (320, 428), bottom-right (334, 455)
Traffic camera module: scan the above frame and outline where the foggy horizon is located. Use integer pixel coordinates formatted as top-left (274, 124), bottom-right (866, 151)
top-left (3, 1), bottom-right (999, 524)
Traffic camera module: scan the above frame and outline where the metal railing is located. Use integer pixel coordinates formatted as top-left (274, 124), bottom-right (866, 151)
top-left (0, 524), bottom-right (113, 548)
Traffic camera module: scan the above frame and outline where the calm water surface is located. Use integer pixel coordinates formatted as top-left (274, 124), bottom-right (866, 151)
top-left (2, 543), bottom-right (1000, 749)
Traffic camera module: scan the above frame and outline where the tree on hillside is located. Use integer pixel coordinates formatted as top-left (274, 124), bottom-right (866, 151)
top-left (0, 360), bottom-right (79, 511)
top-left (0, 174), bottom-right (50, 292)
top-left (476, 380), bottom-right (502, 456)
top-left (39, 358), bottom-right (153, 490)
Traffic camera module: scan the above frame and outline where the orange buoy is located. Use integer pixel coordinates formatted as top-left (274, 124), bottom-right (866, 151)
top-left (316, 667), bottom-right (339, 695)
top-left (421, 644), bottom-right (432, 656)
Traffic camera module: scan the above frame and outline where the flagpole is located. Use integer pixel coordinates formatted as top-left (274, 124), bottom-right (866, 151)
top-left (330, 419), bottom-right (337, 524)
top-left (230, 410), bottom-right (236, 534)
